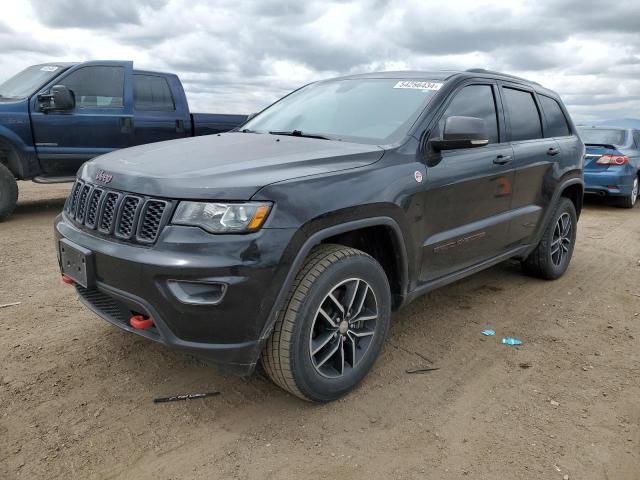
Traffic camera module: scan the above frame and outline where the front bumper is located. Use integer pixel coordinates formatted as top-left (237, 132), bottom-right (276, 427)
top-left (584, 167), bottom-right (636, 197)
top-left (55, 213), bottom-right (296, 375)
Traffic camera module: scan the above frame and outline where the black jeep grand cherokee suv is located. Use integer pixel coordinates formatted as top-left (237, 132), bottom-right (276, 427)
top-left (55, 69), bottom-right (584, 402)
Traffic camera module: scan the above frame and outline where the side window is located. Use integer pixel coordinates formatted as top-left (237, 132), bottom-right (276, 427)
top-left (61, 66), bottom-right (124, 108)
top-left (134, 75), bottom-right (175, 111)
top-left (503, 87), bottom-right (542, 141)
top-left (437, 84), bottom-right (499, 144)
top-left (633, 131), bottom-right (640, 149)
top-left (540, 95), bottom-right (571, 137)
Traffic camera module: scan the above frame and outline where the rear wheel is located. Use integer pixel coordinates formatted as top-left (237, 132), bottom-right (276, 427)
top-left (0, 163), bottom-right (18, 221)
top-left (262, 244), bottom-right (391, 402)
top-left (618, 176), bottom-right (638, 209)
top-left (522, 197), bottom-right (577, 280)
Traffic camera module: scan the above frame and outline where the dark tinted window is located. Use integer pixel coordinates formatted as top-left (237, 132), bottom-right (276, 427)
top-left (438, 85), bottom-right (499, 143)
top-left (632, 131), bottom-right (640, 149)
top-left (134, 75), bottom-right (175, 111)
top-left (540, 95), bottom-right (571, 137)
top-left (61, 66), bottom-right (124, 108)
top-left (577, 127), bottom-right (626, 146)
top-left (503, 88), bottom-right (542, 141)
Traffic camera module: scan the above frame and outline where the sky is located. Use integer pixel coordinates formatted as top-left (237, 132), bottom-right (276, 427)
top-left (0, 0), bottom-right (638, 123)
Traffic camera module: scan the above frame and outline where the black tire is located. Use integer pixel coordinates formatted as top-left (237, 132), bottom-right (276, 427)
top-left (262, 244), bottom-right (391, 402)
top-left (522, 197), bottom-right (577, 280)
top-left (618, 176), bottom-right (638, 209)
top-left (0, 163), bottom-right (18, 221)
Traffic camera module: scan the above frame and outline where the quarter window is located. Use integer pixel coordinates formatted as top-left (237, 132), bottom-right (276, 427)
top-left (438, 85), bottom-right (499, 144)
top-left (503, 87), bottom-right (542, 141)
top-left (540, 95), bottom-right (571, 137)
top-left (134, 75), bottom-right (175, 111)
top-left (61, 66), bottom-right (124, 108)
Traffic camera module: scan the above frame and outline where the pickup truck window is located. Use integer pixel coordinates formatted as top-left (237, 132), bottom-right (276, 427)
top-left (61, 66), bottom-right (124, 108)
top-left (243, 78), bottom-right (441, 144)
top-left (0, 65), bottom-right (64, 99)
top-left (503, 87), bottom-right (543, 141)
top-left (134, 74), bottom-right (175, 111)
top-left (435, 84), bottom-right (499, 144)
top-left (539, 95), bottom-right (571, 137)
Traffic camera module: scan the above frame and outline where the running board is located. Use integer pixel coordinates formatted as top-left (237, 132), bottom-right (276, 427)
top-left (33, 176), bottom-right (76, 184)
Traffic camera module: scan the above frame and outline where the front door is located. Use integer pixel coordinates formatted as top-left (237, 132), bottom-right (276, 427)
top-left (420, 83), bottom-right (515, 282)
top-left (31, 62), bottom-right (133, 176)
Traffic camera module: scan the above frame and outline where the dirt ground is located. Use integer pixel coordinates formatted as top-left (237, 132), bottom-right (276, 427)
top-left (1, 181), bottom-right (639, 480)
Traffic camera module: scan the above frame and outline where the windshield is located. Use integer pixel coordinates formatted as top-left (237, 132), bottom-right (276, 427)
top-left (243, 78), bottom-right (443, 144)
top-left (577, 127), bottom-right (627, 146)
top-left (0, 65), bottom-right (66, 99)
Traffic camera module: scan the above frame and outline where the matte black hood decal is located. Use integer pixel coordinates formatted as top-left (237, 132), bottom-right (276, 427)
top-left (80, 132), bottom-right (384, 200)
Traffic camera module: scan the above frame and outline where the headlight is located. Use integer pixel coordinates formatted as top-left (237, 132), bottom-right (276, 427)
top-left (172, 201), bottom-right (271, 233)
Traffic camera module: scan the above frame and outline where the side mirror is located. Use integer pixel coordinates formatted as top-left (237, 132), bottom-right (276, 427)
top-left (431, 116), bottom-right (489, 151)
top-left (38, 85), bottom-right (75, 112)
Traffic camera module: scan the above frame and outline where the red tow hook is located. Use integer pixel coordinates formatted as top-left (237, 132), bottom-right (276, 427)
top-left (62, 275), bottom-right (75, 285)
top-left (130, 315), bottom-right (154, 330)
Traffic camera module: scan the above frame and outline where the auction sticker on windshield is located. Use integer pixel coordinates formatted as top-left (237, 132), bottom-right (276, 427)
top-left (40, 66), bottom-right (58, 72)
top-left (393, 81), bottom-right (442, 91)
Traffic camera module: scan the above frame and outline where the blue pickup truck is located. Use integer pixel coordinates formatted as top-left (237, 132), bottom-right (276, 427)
top-left (0, 60), bottom-right (247, 219)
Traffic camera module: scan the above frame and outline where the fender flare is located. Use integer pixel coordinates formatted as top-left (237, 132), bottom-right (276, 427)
top-left (524, 175), bottom-right (584, 258)
top-left (0, 131), bottom-right (27, 179)
top-left (259, 216), bottom-right (409, 341)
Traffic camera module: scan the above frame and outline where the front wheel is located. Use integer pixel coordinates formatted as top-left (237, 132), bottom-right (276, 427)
top-left (522, 197), bottom-right (577, 280)
top-left (0, 163), bottom-right (18, 221)
top-left (262, 244), bottom-right (391, 402)
top-left (618, 176), bottom-right (638, 209)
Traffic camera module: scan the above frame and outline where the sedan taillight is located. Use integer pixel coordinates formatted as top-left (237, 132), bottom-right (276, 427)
top-left (596, 154), bottom-right (629, 165)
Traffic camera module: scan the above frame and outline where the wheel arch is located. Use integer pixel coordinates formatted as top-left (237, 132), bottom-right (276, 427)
top-left (0, 135), bottom-right (25, 179)
top-left (259, 215), bottom-right (409, 341)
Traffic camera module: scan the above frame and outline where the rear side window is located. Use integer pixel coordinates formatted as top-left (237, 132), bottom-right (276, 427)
top-left (540, 96), bottom-right (571, 137)
top-left (633, 131), bottom-right (640, 149)
top-left (503, 87), bottom-right (542, 141)
top-left (61, 66), bottom-right (124, 108)
top-left (437, 84), bottom-right (499, 144)
top-left (134, 75), bottom-right (175, 111)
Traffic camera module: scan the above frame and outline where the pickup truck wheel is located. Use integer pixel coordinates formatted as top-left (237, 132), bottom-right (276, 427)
top-left (618, 176), bottom-right (638, 209)
top-left (0, 163), bottom-right (18, 221)
top-left (262, 244), bottom-right (391, 402)
top-left (522, 197), bottom-right (577, 280)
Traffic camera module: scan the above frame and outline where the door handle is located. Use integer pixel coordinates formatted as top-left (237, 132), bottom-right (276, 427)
top-left (547, 147), bottom-right (560, 156)
top-left (493, 155), bottom-right (512, 165)
top-left (120, 117), bottom-right (133, 133)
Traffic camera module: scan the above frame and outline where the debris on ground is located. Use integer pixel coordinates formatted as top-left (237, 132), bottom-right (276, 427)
top-left (0, 302), bottom-right (21, 309)
top-left (406, 367), bottom-right (440, 374)
top-left (154, 391), bottom-right (221, 403)
top-left (501, 337), bottom-right (523, 346)
top-left (519, 362), bottom-right (532, 369)
top-left (481, 329), bottom-right (496, 336)
top-left (550, 400), bottom-right (560, 407)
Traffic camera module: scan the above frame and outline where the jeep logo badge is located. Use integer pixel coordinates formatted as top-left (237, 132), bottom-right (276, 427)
top-left (95, 170), bottom-right (113, 184)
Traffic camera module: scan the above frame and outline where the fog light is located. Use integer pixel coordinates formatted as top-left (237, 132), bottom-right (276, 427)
top-left (167, 280), bottom-right (227, 305)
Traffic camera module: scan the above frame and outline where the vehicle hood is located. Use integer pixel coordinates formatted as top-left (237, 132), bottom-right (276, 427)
top-left (80, 132), bottom-right (384, 199)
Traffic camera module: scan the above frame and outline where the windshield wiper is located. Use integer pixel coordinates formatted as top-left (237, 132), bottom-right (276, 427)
top-left (269, 130), bottom-right (330, 140)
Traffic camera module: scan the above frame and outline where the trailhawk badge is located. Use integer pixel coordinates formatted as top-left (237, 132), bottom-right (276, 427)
top-left (95, 170), bottom-right (113, 184)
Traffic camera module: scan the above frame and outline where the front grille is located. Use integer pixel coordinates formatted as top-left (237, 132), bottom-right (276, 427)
top-left (66, 180), bottom-right (172, 244)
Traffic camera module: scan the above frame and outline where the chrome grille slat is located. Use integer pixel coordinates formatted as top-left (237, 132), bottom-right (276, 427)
top-left (64, 181), bottom-right (170, 245)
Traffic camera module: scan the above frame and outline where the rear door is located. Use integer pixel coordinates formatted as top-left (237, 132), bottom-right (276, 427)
top-left (30, 61), bottom-right (134, 176)
top-left (500, 84), bottom-right (557, 245)
top-left (131, 73), bottom-right (191, 146)
top-left (420, 82), bottom-right (515, 282)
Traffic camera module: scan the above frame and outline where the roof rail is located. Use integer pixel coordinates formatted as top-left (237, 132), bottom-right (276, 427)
top-left (465, 68), bottom-right (541, 86)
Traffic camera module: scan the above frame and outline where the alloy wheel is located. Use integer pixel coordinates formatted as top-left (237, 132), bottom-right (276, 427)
top-left (309, 278), bottom-right (378, 379)
top-left (551, 212), bottom-right (572, 267)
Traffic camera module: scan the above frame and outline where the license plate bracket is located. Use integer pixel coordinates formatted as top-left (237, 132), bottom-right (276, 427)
top-left (59, 239), bottom-right (95, 288)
